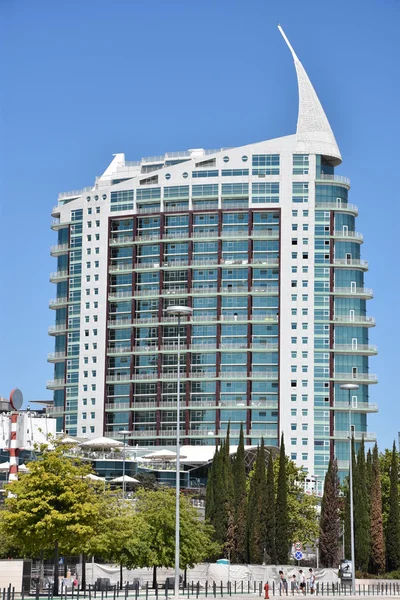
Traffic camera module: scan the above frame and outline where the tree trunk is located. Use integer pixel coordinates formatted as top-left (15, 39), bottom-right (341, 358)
top-left (53, 540), bottom-right (59, 597)
top-left (152, 566), bottom-right (157, 589)
top-left (82, 554), bottom-right (86, 591)
top-left (120, 563), bottom-right (123, 590)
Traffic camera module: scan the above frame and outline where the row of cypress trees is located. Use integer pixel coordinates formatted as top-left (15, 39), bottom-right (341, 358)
top-left (205, 425), bottom-right (289, 564)
top-left (341, 440), bottom-right (388, 574)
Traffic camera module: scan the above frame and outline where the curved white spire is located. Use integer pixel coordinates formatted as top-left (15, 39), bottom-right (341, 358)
top-left (278, 25), bottom-right (342, 165)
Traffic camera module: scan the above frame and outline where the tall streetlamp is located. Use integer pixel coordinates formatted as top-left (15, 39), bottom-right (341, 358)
top-left (120, 430), bottom-right (131, 500)
top-left (340, 382), bottom-right (359, 595)
top-left (164, 304), bottom-right (193, 599)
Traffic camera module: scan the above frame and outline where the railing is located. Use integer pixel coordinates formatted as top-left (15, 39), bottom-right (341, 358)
top-left (332, 258), bottom-right (368, 268)
top-left (333, 401), bottom-right (378, 411)
top-left (333, 372), bottom-right (378, 382)
top-left (109, 235), bottom-right (135, 245)
top-left (50, 243), bottom-right (69, 254)
top-left (51, 204), bottom-right (61, 214)
top-left (49, 270), bottom-right (68, 279)
top-left (46, 379), bottom-right (65, 388)
top-left (48, 323), bottom-right (68, 333)
top-left (47, 405), bottom-right (66, 413)
top-left (58, 186), bottom-right (93, 199)
top-left (332, 230), bottom-right (363, 241)
top-left (333, 287), bottom-right (373, 297)
top-left (49, 297), bottom-right (68, 306)
top-left (317, 174), bottom-right (351, 186)
top-left (47, 351), bottom-right (67, 361)
top-left (333, 343), bottom-right (377, 353)
top-left (332, 315), bottom-right (376, 325)
top-left (333, 431), bottom-right (377, 441)
top-left (316, 201), bottom-right (358, 214)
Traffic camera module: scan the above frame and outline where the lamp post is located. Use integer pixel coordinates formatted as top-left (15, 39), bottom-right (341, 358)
top-left (120, 430), bottom-right (131, 500)
top-left (164, 305), bottom-right (193, 599)
top-left (340, 382), bottom-right (359, 595)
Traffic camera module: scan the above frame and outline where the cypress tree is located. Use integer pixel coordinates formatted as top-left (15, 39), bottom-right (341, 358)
top-left (366, 448), bottom-right (373, 498)
top-left (275, 434), bottom-right (289, 564)
top-left (354, 437), bottom-right (370, 571)
top-left (343, 477), bottom-right (351, 560)
top-left (319, 459), bottom-right (341, 567)
top-left (265, 451), bottom-right (276, 564)
top-left (369, 443), bottom-right (385, 574)
top-left (232, 424), bottom-right (247, 563)
top-left (386, 441), bottom-right (400, 571)
top-left (247, 440), bottom-right (267, 564)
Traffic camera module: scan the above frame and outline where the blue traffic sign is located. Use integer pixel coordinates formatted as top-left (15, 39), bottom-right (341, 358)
top-left (294, 551), bottom-right (303, 561)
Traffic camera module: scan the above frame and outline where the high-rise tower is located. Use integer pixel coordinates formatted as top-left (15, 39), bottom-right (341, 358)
top-left (48, 28), bottom-right (377, 479)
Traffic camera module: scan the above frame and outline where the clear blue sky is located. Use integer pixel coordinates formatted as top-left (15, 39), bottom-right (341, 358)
top-left (0, 0), bottom-right (398, 450)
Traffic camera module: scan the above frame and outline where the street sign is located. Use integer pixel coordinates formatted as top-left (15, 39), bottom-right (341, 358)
top-left (294, 551), bottom-right (303, 561)
top-left (294, 541), bottom-right (303, 551)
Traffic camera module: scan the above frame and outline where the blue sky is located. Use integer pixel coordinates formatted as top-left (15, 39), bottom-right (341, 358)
top-left (0, 0), bottom-right (398, 450)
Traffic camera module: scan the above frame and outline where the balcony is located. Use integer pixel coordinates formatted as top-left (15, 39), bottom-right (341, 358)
top-left (332, 315), bottom-right (376, 327)
top-left (333, 287), bottom-right (373, 299)
top-left (332, 343), bottom-right (378, 356)
top-left (332, 372), bottom-right (378, 384)
top-left (47, 351), bottom-right (67, 362)
top-left (58, 186), bottom-right (92, 201)
top-left (332, 401), bottom-right (378, 413)
top-left (332, 230), bottom-right (363, 242)
top-left (46, 379), bottom-right (66, 390)
top-left (51, 205), bottom-right (61, 217)
top-left (50, 243), bottom-right (69, 256)
top-left (315, 202), bottom-right (357, 216)
top-left (49, 270), bottom-right (69, 282)
top-left (248, 429), bottom-right (278, 439)
top-left (332, 258), bottom-right (368, 271)
top-left (51, 218), bottom-right (72, 231)
top-left (47, 405), bottom-right (66, 414)
top-left (49, 297), bottom-right (68, 309)
top-left (331, 431), bottom-right (377, 442)
top-left (109, 236), bottom-right (135, 246)
top-left (316, 174), bottom-right (351, 187)
top-left (48, 323), bottom-right (68, 335)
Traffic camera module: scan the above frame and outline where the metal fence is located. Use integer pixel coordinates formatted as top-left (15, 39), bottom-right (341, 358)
top-left (4, 580), bottom-right (400, 599)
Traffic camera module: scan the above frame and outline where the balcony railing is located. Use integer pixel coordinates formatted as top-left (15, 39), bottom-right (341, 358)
top-left (332, 230), bottom-right (363, 241)
top-left (316, 174), bottom-right (351, 186)
top-left (333, 401), bottom-right (378, 412)
top-left (50, 243), bottom-right (69, 255)
top-left (332, 431), bottom-right (376, 442)
top-left (315, 202), bottom-right (358, 215)
top-left (333, 343), bottom-right (378, 354)
top-left (333, 287), bottom-right (373, 298)
top-left (47, 351), bottom-right (67, 361)
top-left (332, 258), bottom-right (368, 269)
top-left (332, 373), bottom-right (378, 383)
top-left (332, 315), bottom-right (376, 326)
top-left (49, 297), bottom-right (68, 307)
top-left (46, 379), bottom-right (65, 389)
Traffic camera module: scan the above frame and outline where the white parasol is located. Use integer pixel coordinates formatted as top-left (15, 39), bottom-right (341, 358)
top-left (80, 436), bottom-right (123, 449)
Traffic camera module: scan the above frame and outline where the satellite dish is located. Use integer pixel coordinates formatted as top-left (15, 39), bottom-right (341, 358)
top-left (10, 388), bottom-right (23, 411)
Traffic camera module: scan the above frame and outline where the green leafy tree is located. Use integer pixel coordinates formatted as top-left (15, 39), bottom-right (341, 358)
top-left (386, 442), bottom-right (400, 571)
top-left (275, 434), bottom-right (289, 563)
top-left (265, 453), bottom-right (276, 564)
top-left (135, 488), bottom-right (220, 586)
top-left (232, 424), bottom-right (247, 563)
top-left (354, 437), bottom-right (370, 571)
top-left (369, 443), bottom-right (385, 575)
top-left (0, 443), bottom-right (112, 595)
top-left (319, 459), bottom-right (341, 567)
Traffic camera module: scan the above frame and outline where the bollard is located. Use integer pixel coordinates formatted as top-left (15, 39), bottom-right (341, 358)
top-left (146, 582), bottom-right (149, 600)
top-left (220, 581), bottom-right (223, 597)
top-left (206, 582), bottom-right (208, 598)
top-left (196, 582), bottom-right (200, 599)
top-left (234, 582), bottom-right (236, 595)
top-left (241, 582), bottom-right (243, 595)
top-left (135, 583), bottom-right (138, 600)
top-left (213, 582), bottom-right (216, 598)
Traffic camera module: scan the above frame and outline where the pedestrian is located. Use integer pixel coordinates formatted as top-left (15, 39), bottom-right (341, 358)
top-left (298, 570), bottom-right (306, 595)
top-left (279, 571), bottom-right (288, 594)
top-left (309, 568), bottom-right (316, 595)
top-left (290, 575), bottom-right (299, 596)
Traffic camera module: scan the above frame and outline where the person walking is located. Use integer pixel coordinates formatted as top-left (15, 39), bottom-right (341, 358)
top-left (279, 571), bottom-right (288, 594)
top-left (298, 570), bottom-right (306, 595)
top-left (309, 568), bottom-right (316, 595)
top-left (290, 575), bottom-right (299, 596)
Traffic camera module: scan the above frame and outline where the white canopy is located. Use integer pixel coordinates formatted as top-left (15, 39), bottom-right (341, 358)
top-left (142, 449), bottom-right (186, 461)
top-left (18, 464), bottom-right (30, 473)
top-left (0, 461), bottom-right (10, 472)
top-left (59, 436), bottom-right (79, 445)
top-left (111, 475), bottom-right (140, 483)
top-left (80, 436), bottom-right (123, 449)
top-left (84, 473), bottom-right (106, 481)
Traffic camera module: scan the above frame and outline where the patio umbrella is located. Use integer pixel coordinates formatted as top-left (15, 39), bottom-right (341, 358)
top-left (59, 436), bottom-right (79, 445)
top-left (111, 475), bottom-right (140, 484)
top-left (0, 461), bottom-right (10, 472)
top-left (80, 436), bottom-right (123, 449)
top-left (18, 464), bottom-right (30, 473)
top-left (84, 473), bottom-right (106, 481)
top-left (142, 449), bottom-right (186, 461)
